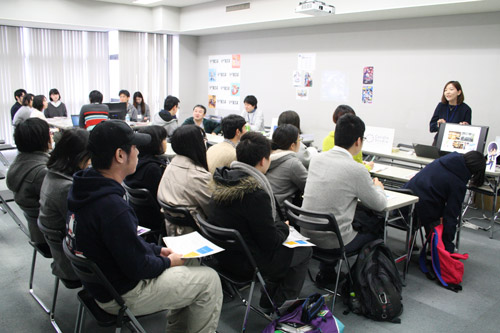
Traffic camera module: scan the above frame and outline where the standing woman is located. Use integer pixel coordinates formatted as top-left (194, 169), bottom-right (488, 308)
top-left (240, 95), bottom-right (264, 131)
top-left (429, 81), bottom-right (471, 146)
top-left (157, 125), bottom-right (212, 236)
top-left (39, 128), bottom-right (90, 282)
top-left (44, 88), bottom-right (68, 118)
top-left (133, 91), bottom-right (150, 122)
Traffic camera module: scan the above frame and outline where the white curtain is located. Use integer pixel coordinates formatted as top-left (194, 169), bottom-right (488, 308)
top-left (118, 31), bottom-right (168, 116)
top-left (0, 25), bottom-right (109, 143)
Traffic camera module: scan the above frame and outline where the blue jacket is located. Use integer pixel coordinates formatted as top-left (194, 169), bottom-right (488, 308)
top-left (67, 168), bottom-right (170, 302)
top-left (403, 152), bottom-right (471, 227)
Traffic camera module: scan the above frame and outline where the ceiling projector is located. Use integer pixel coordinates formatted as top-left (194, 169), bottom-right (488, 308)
top-left (296, 1), bottom-right (335, 16)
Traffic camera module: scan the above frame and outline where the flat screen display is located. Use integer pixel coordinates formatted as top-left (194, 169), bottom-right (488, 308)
top-left (437, 123), bottom-right (489, 154)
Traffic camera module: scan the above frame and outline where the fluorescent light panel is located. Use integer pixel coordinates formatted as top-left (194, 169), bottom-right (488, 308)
top-left (133, 0), bottom-right (162, 5)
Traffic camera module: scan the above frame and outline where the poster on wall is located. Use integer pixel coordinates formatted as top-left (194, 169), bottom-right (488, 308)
top-left (320, 70), bottom-right (349, 102)
top-left (363, 66), bottom-right (374, 84)
top-left (298, 53), bottom-right (316, 71)
top-left (208, 54), bottom-right (241, 111)
top-left (362, 85), bottom-right (373, 103)
top-left (296, 88), bottom-right (309, 100)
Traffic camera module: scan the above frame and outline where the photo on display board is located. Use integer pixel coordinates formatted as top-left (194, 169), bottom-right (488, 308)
top-left (208, 95), bottom-right (216, 109)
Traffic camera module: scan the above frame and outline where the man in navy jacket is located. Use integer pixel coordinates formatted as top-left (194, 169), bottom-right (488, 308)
top-left (66, 120), bottom-right (222, 333)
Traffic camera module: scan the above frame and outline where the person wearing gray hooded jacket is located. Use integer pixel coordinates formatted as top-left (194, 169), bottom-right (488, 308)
top-left (266, 124), bottom-right (308, 217)
top-left (6, 118), bottom-right (51, 244)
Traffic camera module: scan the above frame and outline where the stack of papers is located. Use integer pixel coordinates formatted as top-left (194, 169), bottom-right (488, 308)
top-left (283, 226), bottom-right (316, 248)
top-left (163, 232), bottom-right (225, 258)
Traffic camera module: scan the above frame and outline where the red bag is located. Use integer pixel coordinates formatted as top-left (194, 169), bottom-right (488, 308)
top-left (419, 224), bottom-right (469, 291)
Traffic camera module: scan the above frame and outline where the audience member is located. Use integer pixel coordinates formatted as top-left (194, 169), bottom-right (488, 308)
top-left (79, 90), bottom-right (109, 131)
top-left (12, 93), bottom-right (34, 126)
top-left (7, 118), bottom-right (52, 244)
top-left (157, 125), bottom-right (212, 236)
top-left (65, 120), bottom-right (222, 331)
top-left (322, 105), bottom-right (373, 171)
top-left (209, 132), bottom-right (311, 311)
top-left (39, 128), bottom-right (90, 282)
top-left (11, 88), bottom-right (26, 120)
top-left (30, 95), bottom-right (48, 121)
top-left (240, 95), bottom-right (264, 131)
top-left (124, 125), bottom-right (168, 233)
top-left (266, 124), bottom-right (308, 217)
top-left (119, 89), bottom-right (138, 121)
top-left (152, 95), bottom-right (180, 140)
top-left (44, 88), bottom-right (68, 118)
top-left (133, 91), bottom-right (150, 122)
top-left (403, 151), bottom-right (485, 253)
top-left (277, 110), bottom-right (316, 168)
top-left (207, 114), bottom-right (246, 174)
top-left (182, 104), bottom-right (221, 134)
top-left (302, 114), bottom-right (387, 288)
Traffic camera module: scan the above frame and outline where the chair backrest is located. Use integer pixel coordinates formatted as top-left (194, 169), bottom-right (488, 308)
top-left (62, 240), bottom-right (126, 308)
top-left (157, 200), bottom-right (198, 229)
top-left (122, 183), bottom-right (156, 207)
top-left (283, 200), bottom-right (346, 250)
top-left (37, 219), bottom-right (65, 243)
top-left (196, 213), bottom-right (258, 270)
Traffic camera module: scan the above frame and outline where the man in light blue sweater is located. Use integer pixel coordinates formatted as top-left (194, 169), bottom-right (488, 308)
top-left (302, 113), bottom-right (387, 288)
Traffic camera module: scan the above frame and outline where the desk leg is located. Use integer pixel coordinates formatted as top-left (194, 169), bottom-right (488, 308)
top-left (403, 204), bottom-right (415, 281)
top-left (490, 180), bottom-right (498, 239)
top-left (0, 194), bottom-right (29, 237)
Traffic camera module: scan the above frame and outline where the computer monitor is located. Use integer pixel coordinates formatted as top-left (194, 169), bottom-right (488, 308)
top-left (71, 115), bottom-right (79, 127)
top-left (436, 123), bottom-right (489, 154)
top-left (105, 102), bottom-right (127, 120)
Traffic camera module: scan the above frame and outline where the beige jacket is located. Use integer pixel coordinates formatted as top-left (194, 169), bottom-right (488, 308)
top-left (157, 155), bottom-right (212, 235)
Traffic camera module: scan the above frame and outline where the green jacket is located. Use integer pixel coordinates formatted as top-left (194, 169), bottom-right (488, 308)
top-left (182, 117), bottom-right (221, 134)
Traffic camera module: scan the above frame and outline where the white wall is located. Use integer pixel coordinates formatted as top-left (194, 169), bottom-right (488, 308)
top-left (189, 11), bottom-right (500, 148)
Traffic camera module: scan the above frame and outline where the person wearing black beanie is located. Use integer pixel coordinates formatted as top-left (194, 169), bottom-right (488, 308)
top-left (404, 151), bottom-right (486, 253)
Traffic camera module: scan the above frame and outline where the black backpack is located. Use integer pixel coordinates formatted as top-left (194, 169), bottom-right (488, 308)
top-left (342, 239), bottom-right (404, 323)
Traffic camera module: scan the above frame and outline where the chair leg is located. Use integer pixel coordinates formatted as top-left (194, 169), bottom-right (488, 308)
top-left (29, 248), bottom-right (50, 314)
top-left (331, 259), bottom-right (343, 313)
top-left (125, 308), bottom-right (147, 333)
top-left (74, 301), bottom-right (84, 333)
top-left (241, 280), bottom-right (256, 332)
top-left (48, 277), bottom-right (62, 333)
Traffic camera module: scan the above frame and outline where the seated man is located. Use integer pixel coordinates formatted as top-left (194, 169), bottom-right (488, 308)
top-left (403, 151), bottom-right (485, 253)
top-left (119, 89), bottom-right (138, 122)
top-left (78, 90), bottom-right (109, 131)
top-left (152, 95), bottom-right (180, 140)
top-left (66, 120), bottom-right (222, 332)
top-left (207, 114), bottom-right (246, 174)
top-left (11, 88), bottom-right (26, 120)
top-left (302, 114), bottom-right (387, 288)
top-left (182, 104), bottom-right (221, 134)
top-left (209, 132), bottom-right (311, 311)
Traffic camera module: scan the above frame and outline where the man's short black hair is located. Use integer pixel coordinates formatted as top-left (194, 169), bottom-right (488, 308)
top-left (14, 118), bottom-right (50, 153)
top-left (193, 104), bottom-right (207, 114)
top-left (334, 114), bottom-right (365, 150)
top-left (236, 132), bottom-right (271, 167)
top-left (32, 95), bottom-right (46, 111)
top-left (243, 95), bottom-right (258, 109)
top-left (14, 89), bottom-right (26, 100)
top-left (164, 95), bottom-right (180, 111)
top-left (221, 114), bottom-right (246, 139)
top-left (89, 90), bottom-right (103, 104)
top-left (119, 90), bottom-right (130, 97)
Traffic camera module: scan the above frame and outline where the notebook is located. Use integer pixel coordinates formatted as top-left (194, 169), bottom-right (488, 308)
top-left (413, 143), bottom-right (446, 159)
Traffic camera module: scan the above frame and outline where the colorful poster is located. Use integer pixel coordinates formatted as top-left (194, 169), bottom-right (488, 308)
top-left (304, 72), bottom-right (313, 87)
top-left (296, 88), bottom-right (309, 100)
top-left (363, 66), bottom-right (374, 84)
top-left (362, 86), bottom-right (373, 103)
top-left (208, 54), bottom-right (241, 111)
top-left (293, 70), bottom-right (302, 87)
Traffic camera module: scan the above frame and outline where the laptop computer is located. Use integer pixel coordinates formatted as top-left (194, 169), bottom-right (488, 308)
top-left (71, 115), bottom-right (80, 127)
top-left (413, 143), bottom-right (446, 159)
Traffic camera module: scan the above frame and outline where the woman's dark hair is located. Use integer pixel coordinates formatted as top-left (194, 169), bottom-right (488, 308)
top-left (272, 124), bottom-right (299, 151)
top-left (278, 110), bottom-right (301, 133)
top-left (49, 88), bottom-right (60, 101)
top-left (333, 105), bottom-right (355, 124)
top-left (136, 125), bottom-right (167, 156)
top-left (22, 93), bottom-right (34, 106)
top-left (14, 118), bottom-right (51, 153)
top-left (47, 128), bottom-right (90, 175)
top-left (243, 95), bottom-right (258, 109)
top-left (133, 91), bottom-right (147, 115)
top-left (464, 151), bottom-right (485, 187)
top-left (193, 104), bottom-right (207, 114)
top-left (171, 125), bottom-right (208, 171)
top-left (33, 95), bottom-right (46, 111)
top-left (441, 81), bottom-right (464, 104)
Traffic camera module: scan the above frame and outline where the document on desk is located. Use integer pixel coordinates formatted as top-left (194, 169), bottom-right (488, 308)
top-left (283, 226), bottom-right (316, 248)
top-left (372, 163), bottom-right (388, 173)
top-left (163, 232), bottom-right (225, 258)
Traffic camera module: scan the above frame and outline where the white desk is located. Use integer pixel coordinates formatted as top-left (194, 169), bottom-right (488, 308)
top-left (364, 149), bottom-right (433, 167)
top-left (370, 163), bottom-right (419, 184)
top-left (206, 133), bottom-right (224, 145)
top-left (46, 117), bottom-right (72, 130)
